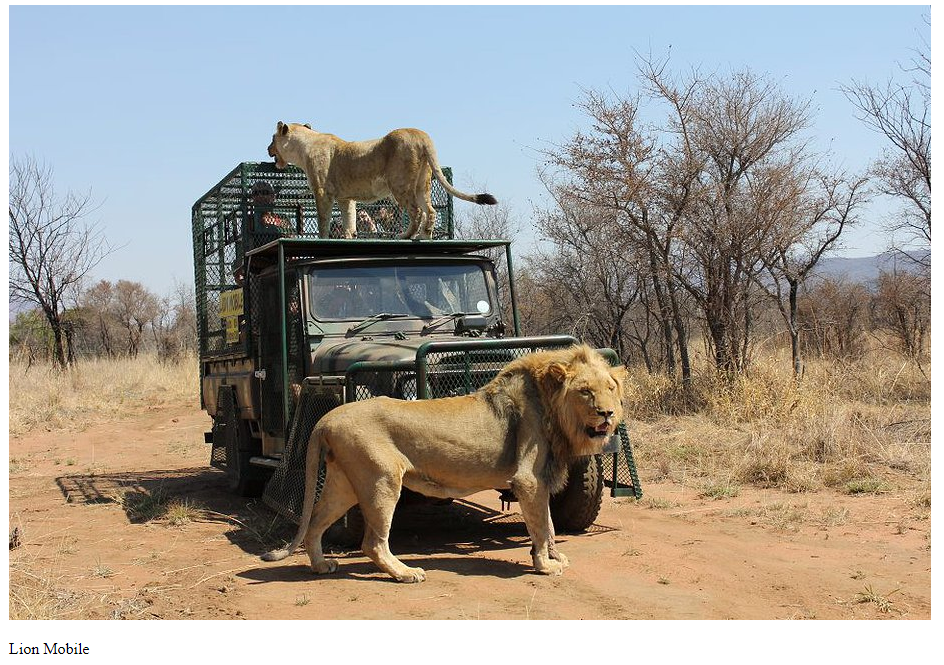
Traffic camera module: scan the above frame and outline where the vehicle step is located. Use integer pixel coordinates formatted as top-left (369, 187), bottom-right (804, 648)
top-left (249, 456), bottom-right (281, 470)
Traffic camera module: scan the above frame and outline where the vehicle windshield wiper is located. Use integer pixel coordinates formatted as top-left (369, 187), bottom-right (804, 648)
top-left (346, 312), bottom-right (410, 336)
top-left (421, 312), bottom-right (477, 335)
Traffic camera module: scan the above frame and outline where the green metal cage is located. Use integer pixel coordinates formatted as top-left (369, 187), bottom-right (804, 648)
top-left (191, 162), bottom-right (456, 358)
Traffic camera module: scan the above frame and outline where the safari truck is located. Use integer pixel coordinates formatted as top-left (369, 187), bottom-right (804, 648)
top-left (191, 161), bottom-right (641, 540)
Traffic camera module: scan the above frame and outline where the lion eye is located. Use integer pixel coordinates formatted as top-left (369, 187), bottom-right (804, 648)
top-left (579, 388), bottom-right (594, 399)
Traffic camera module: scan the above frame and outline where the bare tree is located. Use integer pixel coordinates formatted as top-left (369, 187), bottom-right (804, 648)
top-left (871, 269), bottom-right (930, 369)
top-left (79, 279), bottom-right (118, 356)
top-left (170, 280), bottom-right (198, 355)
top-left (758, 168), bottom-right (869, 377)
top-left (9, 155), bottom-right (112, 368)
top-left (841, 16), bottom-right (930, 265)
top-left (539, 86), bottom-right (695, 380)
top-left (527, 190), bottom-right (641, 358)
top-left (150, 280), bottom-right (198, 361)
top-left (510, 268), bottom-right (552, 336)
top-left (454, 196), bottom-right (522, 330)
top-left (150, 294), bottom-right (177, 360)
top-left (542, 58), bottom-right (814, 376)
top-left (663, 66), bottom-right (812, 373)
top-left (111, 280), bottom-right (160, 357)
top-left (798, 277), bottom-right (870, 360)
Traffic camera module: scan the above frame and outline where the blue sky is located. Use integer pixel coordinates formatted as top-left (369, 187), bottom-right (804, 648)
top-left (7, 4), bottom-right (931, 297)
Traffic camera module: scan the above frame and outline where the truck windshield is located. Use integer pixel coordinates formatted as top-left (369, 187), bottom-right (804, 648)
top-left (308, 263), bottom-right (493, 321)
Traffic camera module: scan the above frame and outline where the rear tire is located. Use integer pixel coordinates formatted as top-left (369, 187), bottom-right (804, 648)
top-left (550, 455), bottom-right (604, 533)
top-left (213, 387), bottom-right (267, 497)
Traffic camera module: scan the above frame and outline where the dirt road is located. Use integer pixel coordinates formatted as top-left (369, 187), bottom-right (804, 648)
top-left (8, 399), bottom-right (931, 621)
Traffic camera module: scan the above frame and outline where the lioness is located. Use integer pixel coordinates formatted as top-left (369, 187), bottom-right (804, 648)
top-left (267, 122), bottom-right (498, 240)
top-left (262, 344), bottom-right (627, 583)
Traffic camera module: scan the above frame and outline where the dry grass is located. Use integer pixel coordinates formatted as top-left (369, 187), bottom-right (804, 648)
top-left (121, 486), bottom-right (172, 523)
top-left (626, 349), bottom-right (930, 495)
top-left (8, 353), bottom-right (200, 437)
top-left (9, 551), bottom-right (89, 620)
top-left (8, 347), bottom-right (929, 500)
top-left (854, 584), bottom-right (901, 614)
top-left (164, 499), bottom-right (205, 527)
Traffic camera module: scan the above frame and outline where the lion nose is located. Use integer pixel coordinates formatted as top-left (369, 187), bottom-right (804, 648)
top-left (598, 409), bottom-right (614, 420)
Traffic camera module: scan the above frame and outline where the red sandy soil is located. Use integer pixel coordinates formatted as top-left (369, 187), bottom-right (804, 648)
top-left (8, 398), bottom-right (931, 621)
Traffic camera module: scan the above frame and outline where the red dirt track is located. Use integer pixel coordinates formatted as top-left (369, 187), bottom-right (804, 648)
top-left (8, 399), bottom-right (931, 622)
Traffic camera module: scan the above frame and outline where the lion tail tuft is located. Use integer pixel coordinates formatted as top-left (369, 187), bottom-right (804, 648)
top-left (425, 143), bottom-right (498, 206)
top-left (260, 548), bottom-right (292, 562)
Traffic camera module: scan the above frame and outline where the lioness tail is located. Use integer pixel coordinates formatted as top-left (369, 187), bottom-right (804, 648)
top-left (425, 144), bottom-right (497, 206)
top-left (260, 429), bottom-right (326, 563)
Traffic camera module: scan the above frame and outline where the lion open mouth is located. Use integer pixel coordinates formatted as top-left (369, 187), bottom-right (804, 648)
top-left (586, 422), bottom-right (610, 439)
top-left (267, 143), bottom-right (284, 169)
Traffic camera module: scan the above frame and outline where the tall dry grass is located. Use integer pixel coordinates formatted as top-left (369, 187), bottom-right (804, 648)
top-left (624, 348), bottom-right (931, 496)
top-left (8, 353), bottom-right (200, 437)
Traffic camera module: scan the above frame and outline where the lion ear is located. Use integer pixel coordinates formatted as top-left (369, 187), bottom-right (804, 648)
top-left (278, 121), bottom-right (289, 136)
top-left (572, 345), bottom-right (594, 363)
top-left (612, 365), bottom-right (629, 394)
top-left (610, 365), bottom-right (628, 385)
top-left (303, 123), bottom-right (312, 129)
top-left (545, 362), bottom-right (572, 385)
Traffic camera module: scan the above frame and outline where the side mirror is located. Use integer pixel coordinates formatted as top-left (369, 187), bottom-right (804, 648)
top-left (455, 315), bottom-right (488, 335)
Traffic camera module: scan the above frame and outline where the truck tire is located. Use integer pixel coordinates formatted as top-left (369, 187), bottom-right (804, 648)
top-left (549, 455), bottom-right (604, 533)
top-left (213, 387), bottom-right (267, 498)
top-left (325, 506), bottom-right (365, 550)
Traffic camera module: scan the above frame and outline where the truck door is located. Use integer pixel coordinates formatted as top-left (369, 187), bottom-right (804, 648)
top-left (255, 269), bottom-right (306, 450)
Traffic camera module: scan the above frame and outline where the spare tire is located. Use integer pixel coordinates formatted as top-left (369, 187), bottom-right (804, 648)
top-left (325, 506), bottom-right (365, 550)
top-left (550, 455), bottom-right (604, 533)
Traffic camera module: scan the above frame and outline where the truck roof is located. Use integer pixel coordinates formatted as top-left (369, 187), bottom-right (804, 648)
top-left (245, 237), bottom-right (512, 262)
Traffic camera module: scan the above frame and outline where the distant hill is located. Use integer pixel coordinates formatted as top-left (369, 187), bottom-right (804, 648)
top-left (812, 250), bottom-right (929, 286)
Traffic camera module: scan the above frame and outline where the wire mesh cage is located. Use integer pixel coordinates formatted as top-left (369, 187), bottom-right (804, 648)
top-left (262, 383), bottom-right (341, 523)
top-left (192, 161), bottom-right (456, 359)
top-left (209, 387), bottom-right (236, 470)
top-left (595, 347), bottom-right (642, 499)
top-left (605, 423), bottom-right (643, 499)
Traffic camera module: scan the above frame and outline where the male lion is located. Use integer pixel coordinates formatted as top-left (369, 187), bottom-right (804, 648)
top-left (261, 344), bottom-right (627, 583)
top-left (267, 122), bottom-right (498, 240)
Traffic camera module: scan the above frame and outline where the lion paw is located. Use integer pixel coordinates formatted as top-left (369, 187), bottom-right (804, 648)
top-left (535, 558), bottom-right (564, 576)
top-left (311, 559), bottom-right (338, 575)
top-left (550, 549), bottom-right (570, 568)
top-left (395, 567), bottom-right (427, 583)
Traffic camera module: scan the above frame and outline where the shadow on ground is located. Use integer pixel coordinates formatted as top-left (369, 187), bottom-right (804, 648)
top-left (55, 468), bottom-right (617, 579)
top-left (54, 467), bottom-right (291, 553)
top-left (240, 553), bottom-right (532, 584)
